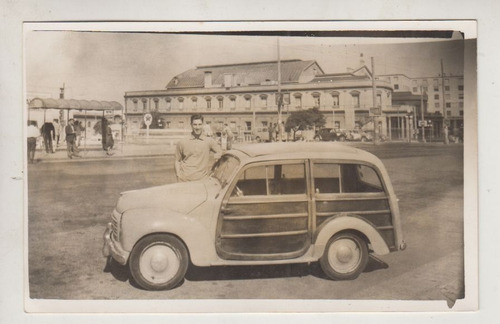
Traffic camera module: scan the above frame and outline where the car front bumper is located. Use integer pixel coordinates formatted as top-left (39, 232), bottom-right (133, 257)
top-left (102, 222), bottom-right (129, 265)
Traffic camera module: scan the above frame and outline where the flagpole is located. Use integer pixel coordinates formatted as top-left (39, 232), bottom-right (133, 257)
top-left (277, 37), bottom-right (282, 125)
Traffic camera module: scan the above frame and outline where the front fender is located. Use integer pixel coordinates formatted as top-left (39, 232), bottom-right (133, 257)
top-left (314, 215), bottom-right (390, 256)
top-left (120, 208), bottom-right (217, 266)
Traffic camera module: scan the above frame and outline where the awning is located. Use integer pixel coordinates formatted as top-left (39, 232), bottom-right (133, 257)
top-left (28, 97), bottom-right (123, 111)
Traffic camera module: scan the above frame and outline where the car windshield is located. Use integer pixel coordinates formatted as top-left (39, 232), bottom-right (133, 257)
top-left (210, 154), bottom-right (240, 187)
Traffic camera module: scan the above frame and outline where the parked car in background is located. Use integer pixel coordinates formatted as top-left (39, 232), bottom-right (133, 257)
top-left (347, 129), bottom-right (373, 142)
top-left (314, 128), bottom-right (347, 142)
top-left (252, 126), bottom-right (270, 142)
top-left (103, 142), bottom-right (406, 290)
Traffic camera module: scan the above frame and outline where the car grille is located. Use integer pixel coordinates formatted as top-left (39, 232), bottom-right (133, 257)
top-left (111, 210), bottom-right (121, 241)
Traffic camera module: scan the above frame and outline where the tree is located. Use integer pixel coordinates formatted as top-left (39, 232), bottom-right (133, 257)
top-left (285, 108), bottom-right (326, 140)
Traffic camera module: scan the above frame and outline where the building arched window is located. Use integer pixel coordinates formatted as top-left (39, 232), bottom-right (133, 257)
top-left (205, 96), bottom-right (212, 110)
top-left (153, 98), bottom-right (159, 111)
top-left (191, 96), bottom-right (198, 110)
top-left (259, 94), bottom-right (268, 108)
top-left (177, 97), bottom-right (184, 110)
top-left (164, 97), bottom-right (172, 111)
top-left (132, 98), bottom-right (138, 111)
top-left (141, 98), bottom-right (148, 111)
top-left (331, 91), bottom-right (340, 108)
top-left (244, 94), bottom-right (252, 109)
top-left (229, 95), bottom-right (237, 110)
top-left (311, 92), bottom-right (321, 108)
top-left (217, 96), bottom-right (224, 110)
top-left (293, 93), bottom-right (302, 109)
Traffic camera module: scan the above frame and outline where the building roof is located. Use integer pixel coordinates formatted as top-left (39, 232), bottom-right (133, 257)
top-left (28, 98), bottom-right (123, 111)
top-left (166, 60), bottom-right (323, 89)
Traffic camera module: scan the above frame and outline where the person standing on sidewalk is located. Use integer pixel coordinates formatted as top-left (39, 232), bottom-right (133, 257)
top-left (65, 118), bottom-right (80, 159)
top-left (41, 121), bottom-right (55, 154)
top-left (27, 121), bottom-right (40, 163)
top-left (175, 114), bottom-right (222, 182)
top-left (222, 123), bottom-right (234, 150)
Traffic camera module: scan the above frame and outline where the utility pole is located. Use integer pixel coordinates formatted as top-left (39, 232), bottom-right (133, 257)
top-left (421, 85), bottom-right (426, 143)
top-left (441, 59), bottom-right (449, 144)
top-left (371, 57), bottom-right (379, 145)
top-left (277, 37), bottom-right (282, 126)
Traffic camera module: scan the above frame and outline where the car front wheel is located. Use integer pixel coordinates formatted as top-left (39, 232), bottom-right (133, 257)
top-left (129, 234), bottom-right (189, 290)
top-left (320, 232), bottom-right (368, 280)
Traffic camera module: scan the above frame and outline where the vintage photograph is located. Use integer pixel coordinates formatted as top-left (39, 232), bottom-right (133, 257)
top-left (24, 22), bottom-right (476, 312)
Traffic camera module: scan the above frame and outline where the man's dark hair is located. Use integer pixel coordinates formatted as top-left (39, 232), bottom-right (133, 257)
top-left (190, 114), bottom-right (204, 124)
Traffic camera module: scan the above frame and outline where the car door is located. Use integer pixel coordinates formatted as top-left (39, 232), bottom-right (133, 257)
top-left (216, 160), bottom-right (311, 260)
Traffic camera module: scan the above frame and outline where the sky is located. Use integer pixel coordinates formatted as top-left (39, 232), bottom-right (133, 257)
top-left (25, 30), bottom-right (466, 106)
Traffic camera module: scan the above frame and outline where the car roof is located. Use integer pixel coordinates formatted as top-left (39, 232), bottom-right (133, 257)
top-left (229, 142), bottom-right (382, 166)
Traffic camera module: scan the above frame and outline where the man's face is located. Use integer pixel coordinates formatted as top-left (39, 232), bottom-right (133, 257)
top-left (191, 119), bottom-right (203, 136)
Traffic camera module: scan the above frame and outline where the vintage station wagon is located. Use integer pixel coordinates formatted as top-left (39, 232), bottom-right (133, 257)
top-left (103, 142), bottom-right (406, 290)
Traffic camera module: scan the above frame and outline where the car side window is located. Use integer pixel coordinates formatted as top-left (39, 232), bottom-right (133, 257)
top-left (232, 163), bottom-right (306, 196)
top-left (313, 163), bottom-right (341, 193)
top-left (341, 164), bottom-right (384, 193)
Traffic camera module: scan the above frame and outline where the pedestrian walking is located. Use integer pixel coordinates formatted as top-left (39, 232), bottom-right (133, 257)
top-left (41, 121), bottom-right (55, 153)
top-left (175, 114), bottom-right (222, 182)
top-left (65, 118), bottom-right (80, 159)
top-left (101, 118), bottom-right (115, 156)
top-left (74, 120), bottom-right (83, 148)
top-left (27, 121), bottom-right (40, 163)
top-left (269, 123), bottom-right (276, 142)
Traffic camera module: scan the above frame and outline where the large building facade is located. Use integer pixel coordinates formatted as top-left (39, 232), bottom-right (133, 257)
top-left (379, 73), bottom-right (464, 141)
top-left (124, 59), bottom-right (402, 139)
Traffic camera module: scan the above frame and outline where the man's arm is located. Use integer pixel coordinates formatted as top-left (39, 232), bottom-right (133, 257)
top-left (174, 141), bottom-right (183, 181)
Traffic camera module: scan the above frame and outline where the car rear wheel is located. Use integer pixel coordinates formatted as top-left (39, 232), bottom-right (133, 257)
top-left (320, 232), bottom-right (368, 280)
top-left (129, 234), bottom-right (189, 290)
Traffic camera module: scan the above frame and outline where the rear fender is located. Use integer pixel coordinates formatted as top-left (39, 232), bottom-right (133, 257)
top-left (314, 215), bottom-right (390, 257)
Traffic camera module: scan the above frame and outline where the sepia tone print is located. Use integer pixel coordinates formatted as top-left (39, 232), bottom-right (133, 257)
top-left (24, 23), bottom-right (476, 312)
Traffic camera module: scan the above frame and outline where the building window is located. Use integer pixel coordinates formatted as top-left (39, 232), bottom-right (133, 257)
top-left (423, 86), bottom-right (428, 92)
top-left (260, 94), bottom-right (268, 108)
top-left (229, 95), bottom-right (236, 110)
top-left (433, 79), bottom-right (439, 91)
top-left (444, 78), bottom-right (450, 85)
top-left (459, 102), bottom-right (464, 108)
top-left (460, 110), bottom-right (464, 116)
top-left (435, 103), bottom-right (440, 108)
top-left (132, 98), bottom-right (138, 111)
top-left (393, 76), bottom-right (399, 82)
top-left (458, 85), bottom-right (464, 91)
top-left (178, 97), bottom-right (184, 110)
top-left (413, 87), bottom-right (418, 93)
top-left (165, 97), bottom-right (171, 111)
top-left (445, 86), bottom-right (450, 91)
top-left (376, 94), bottom-right (382, 107)
top-left (205, 96), bottom-right (212, 110)
top-left (331, 91), bottom-right (340, 107)
top-left (312, 92), bottom-right (321, 108)
top-left (217, 96), bottom-right (224, 109)
top-left (459, 93), bottom-right (464, 100)
top-left (191, 97), bottom-right (197, 110)
top-left (142, 98), bottom-right (147, 111)
top-left (394, 84), bottom-right (399, 90)
top-left (244, 95), bottom-right (251, 109)
top-left (446, 103), bottom-right (451, 108)
top-left (293, 93), bottom-right (302, 108)
top-left (351, 91), bottom-right (360, 108)
top-left (434, 94), bottom-right (440, 100)
top-left (153, 98), bottom-right (159, 110)
top-left (447, 110), bottom-right (451, 117)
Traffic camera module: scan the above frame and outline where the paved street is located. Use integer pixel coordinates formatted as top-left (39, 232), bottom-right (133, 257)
top-left (27, 142), bottom-right (464, 307)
